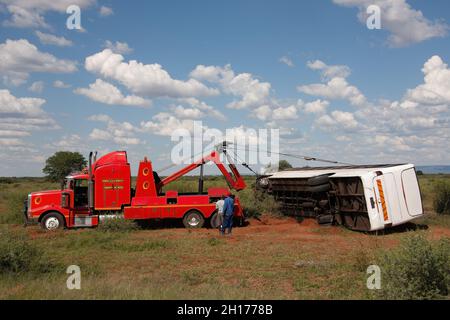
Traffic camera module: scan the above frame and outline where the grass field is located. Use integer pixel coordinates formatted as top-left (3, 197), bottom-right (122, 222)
top-left (0, 175), bottom-right (449, 300)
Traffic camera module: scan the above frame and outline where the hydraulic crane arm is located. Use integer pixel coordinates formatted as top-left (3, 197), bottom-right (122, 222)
top-left (159, 149), bottom-right (246, 191)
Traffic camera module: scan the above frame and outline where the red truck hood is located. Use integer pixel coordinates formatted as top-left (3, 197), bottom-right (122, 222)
top-left (31, 189), bottom-right (62, 196)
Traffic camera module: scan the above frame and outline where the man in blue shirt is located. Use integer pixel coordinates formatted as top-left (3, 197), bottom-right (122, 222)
top-left (221, 194), bottom-right (235, 235)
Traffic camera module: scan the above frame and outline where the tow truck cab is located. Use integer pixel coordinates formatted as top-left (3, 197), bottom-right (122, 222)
top-left (24, 173), bottom-right (98, 230)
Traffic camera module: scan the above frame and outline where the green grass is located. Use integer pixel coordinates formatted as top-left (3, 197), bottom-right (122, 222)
top-left (0, 175), bottom-right (449, 299)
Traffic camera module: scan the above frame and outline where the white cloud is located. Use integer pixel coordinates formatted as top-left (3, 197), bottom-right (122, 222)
top-left (85, 49), bottom-right (218, 98)
top-left (298, 76), bottom-right (366, 107)
top-left (0, 130), bottom-right (30, 137)
top-left (171, 105), bottom-right (204, 119)
top-left (99, 6), bottom-right (114, 17)
top-left (0, 0), bottom-right (95, 29)
top-left (0, 39), bottom-right (77, 86)
top-left (178, 97), bottom-right (226, 120)
top-left (253, 105), bottom-right (273, 121)
top-left (305, 55), bottom-right (450, 163)
top-left (307, 60), bottom-right (351, 80)
top-left (190, 64), bottom-right (271, 109)
top-left (405, 55), bottom-right (450, 105)
top-left (53, 80), bottom-right (71, 88)
top-left (35, 31), bottom-right (73, 47)
top-left (0, 89), bottom-right (45, 116)
top-left (87, 114), bottom-right (113, 123)
top-left (75, 79), bottom-right (151, 107)
top-left (51, 134), bottom-right (83, 149)
top-left (141, 113), bottom-right (197, 136)
top-left (315, 110), bottom-right (359, 130)
top-left (279, 56), bottom-right (294, 67)
top-left (0, 138), bottom-right (25, 146)
top-left (89, 128), bottom-right (112, 140)
top-left (303, 99), bottom-right (329, 114)
top-left (272, 105), bottom-right (298, 120)
top-left (88, 114), bottom-right (141, 145)
top-left (0, 90), bottom-right (58, 149)
top-left (333, 0), bottom-right (448, 47)
top-left (28, 81), bottom-right (44, 93)
top-left (103, 40), bottom-right (133, 54)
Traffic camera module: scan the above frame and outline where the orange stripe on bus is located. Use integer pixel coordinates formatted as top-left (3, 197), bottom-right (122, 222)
top-left (376, 180), bottom-right (389, 221)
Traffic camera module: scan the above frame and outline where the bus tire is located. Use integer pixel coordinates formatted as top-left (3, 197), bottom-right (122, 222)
top-left (306, 184), bottom-right (330, 193)
top-left (307, 174), bottom-right (330, 186)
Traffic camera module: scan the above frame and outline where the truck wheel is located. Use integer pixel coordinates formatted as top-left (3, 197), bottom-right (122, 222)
top-left (209, 212), bottom-right (222, 229)
top-left (183, 210), bottom-right (205, 228)
top-left (307, 174), bottom-right (330, 186)
top-left (41, 212), bottom-right (64, 231)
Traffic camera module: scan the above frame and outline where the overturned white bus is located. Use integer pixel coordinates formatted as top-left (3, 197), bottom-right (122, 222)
top-left (260, 164), bottom-right (424, 231)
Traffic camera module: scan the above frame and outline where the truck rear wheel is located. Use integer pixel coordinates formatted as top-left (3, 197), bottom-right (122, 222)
top-left (41, 212), bottom-right (64, 231)
top-left (209, 212), bottom-right (222, 229)
top-left (183, 210), bottom-right (205, 228)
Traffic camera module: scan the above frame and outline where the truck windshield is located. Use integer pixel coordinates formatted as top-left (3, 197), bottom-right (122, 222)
top-left (64, 179), bottom-right (74, 190)
top-left (74, 179), bottom-right (88, 187)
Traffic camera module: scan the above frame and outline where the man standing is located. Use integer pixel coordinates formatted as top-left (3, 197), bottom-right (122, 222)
top-left (221, 194), bottom-right (235, 235)
top-left (215, 195), bottom-right (225, 232)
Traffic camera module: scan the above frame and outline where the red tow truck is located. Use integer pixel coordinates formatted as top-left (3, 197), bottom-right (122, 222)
top-left (24, 145), bottom-right (247, 230)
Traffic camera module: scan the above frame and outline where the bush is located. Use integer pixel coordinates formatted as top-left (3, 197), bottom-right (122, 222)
top-left (0, 191), bottom-right (28, 224)
top-left (239, 189), bottom-right (281, 218)
top-left (97, 217), bottom-right (139, 232)
top-left (433, 180), bottom-right (450, 215)
top-left (0, 177), bottom-right (14, 184)
top-left (0, 228), bottom-right (54, 274)
top-left (379, 234), bottom-right (450, 299)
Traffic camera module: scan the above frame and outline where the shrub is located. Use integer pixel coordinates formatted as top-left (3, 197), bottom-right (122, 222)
top-left (433, 180), bottom-right (450, 215)
top-left (97, 217), bottom-right (139, 232)
top-left (0, 177), bottom-right (14, 184)
top-left (379, 234), bottom-right (450, 299)
top-left (0, 228), bottom-right (54, 274)
top-left (1, 191), bottom-right (28, 224)
top-left (240, 189), bottom-right (281, 218)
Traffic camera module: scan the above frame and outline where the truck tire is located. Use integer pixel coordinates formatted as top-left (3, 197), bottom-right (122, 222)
top-left (306, 183), bottom-right (330, 193)
top-left (41, 212), bottom-right (64, 231)
top-left (307, 174), bottom-right (330, 186)
top-left (183, 210), bottom-right (205, 228)
top-left (209, 212), bottom-right (222, 229)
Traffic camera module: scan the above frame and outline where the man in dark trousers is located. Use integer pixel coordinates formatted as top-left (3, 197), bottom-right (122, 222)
top-left (221, 194), bottom-right (235, 235)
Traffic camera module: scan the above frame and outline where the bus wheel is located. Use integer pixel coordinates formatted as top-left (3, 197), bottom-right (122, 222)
top-left (41, 212), bottom-right (64, 231)
top-left (183, 210), bottom-right (205, 228)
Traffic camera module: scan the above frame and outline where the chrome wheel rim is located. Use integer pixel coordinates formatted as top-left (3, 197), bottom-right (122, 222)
top-left (45, 217), bottom-right (59, 230)
top-left (188, 215), bottom-right (200, 227)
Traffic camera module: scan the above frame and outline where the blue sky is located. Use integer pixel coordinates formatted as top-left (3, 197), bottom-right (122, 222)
top-left (1, 0), bottom-right (450, 176)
